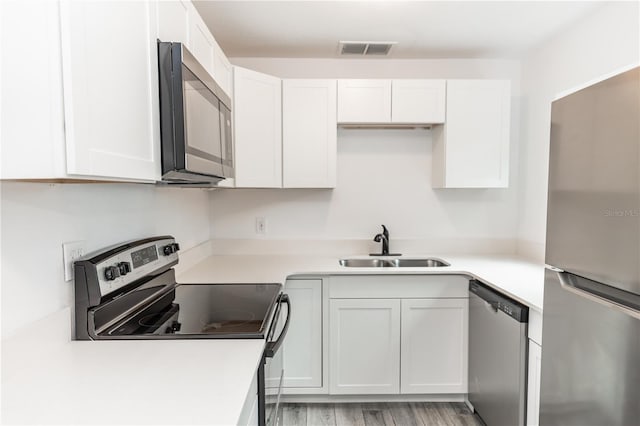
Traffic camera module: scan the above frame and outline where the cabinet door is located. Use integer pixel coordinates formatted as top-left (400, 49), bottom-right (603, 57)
top-left (60, 0), bottom-right (160, 181)
top-left (337, 79), bottom-right (391, 123)
top-left (527, 340), bottom-right (542, 426)
top-left (238, 374), bottom-right (259, 426)
top-left (283, 279), bottom-right (323, 388)
top-left (433, 79), bottom-right (511, 188)
top-left (329, 299), bottom-right (400, 394)
top-left (400, 298), bottom-right (468, 394)
top-left (233, 67), bottom-right (282, 188)
top-left (392, 80), bottom-right (446, 124)
top-left (282, 80), bottom-right (337, 188)
top-left (213, 41), bottom-right (233, 97)
top-left (157, 0), bottom-right (189, 46)
top-left (187, 4), bottom-right (215, 77)
top-left (1, 0), bottom-right (67, 179)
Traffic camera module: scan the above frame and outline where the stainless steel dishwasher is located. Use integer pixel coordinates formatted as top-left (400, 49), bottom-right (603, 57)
top-left (468, 280), bottom-right (529, 426)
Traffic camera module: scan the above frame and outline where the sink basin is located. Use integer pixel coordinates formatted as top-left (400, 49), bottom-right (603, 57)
top-left (338, 258), bottom-right (450, 268)
top-left (388, 258), bottom-right (450, 267)
top-left (338, 259), bottom-right (393, 268)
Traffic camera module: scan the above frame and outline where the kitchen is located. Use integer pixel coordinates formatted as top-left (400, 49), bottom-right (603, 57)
top-left (1, 1), bottom-right (638, 425)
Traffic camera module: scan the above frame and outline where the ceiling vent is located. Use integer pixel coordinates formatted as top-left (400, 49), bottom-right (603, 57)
top-left (339, 41), bottom-right (396, 56)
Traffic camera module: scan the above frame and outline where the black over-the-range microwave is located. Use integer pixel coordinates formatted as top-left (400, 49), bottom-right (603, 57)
top-left (157, 41), bottom-right (233, 185)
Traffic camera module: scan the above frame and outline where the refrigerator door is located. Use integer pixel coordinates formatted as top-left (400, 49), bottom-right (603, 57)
top-left (545, 66), bottom-right (640, 295)
top-left (540, 268), bottom-right (640, 426)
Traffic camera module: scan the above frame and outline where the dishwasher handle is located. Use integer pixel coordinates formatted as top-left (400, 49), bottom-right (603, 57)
top-left (469, 279), bottom-right (529, 323)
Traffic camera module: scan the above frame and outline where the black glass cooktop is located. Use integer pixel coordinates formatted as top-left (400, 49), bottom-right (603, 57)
top-left (104, 283), bottom-right (282, 339)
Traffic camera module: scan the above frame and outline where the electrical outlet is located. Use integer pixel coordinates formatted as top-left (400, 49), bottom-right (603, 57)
top-left (63, 240), bottom-right (86, 282)
top-left (255, 217), bottom-right (267, 234)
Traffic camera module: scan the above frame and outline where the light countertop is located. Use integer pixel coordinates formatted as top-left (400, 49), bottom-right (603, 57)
top-left (178, 253), bottom-right (545, 312)
top-left (3, 244), bottom-right (545, 425)
top-left (1, 308), bottom-right (264, 425)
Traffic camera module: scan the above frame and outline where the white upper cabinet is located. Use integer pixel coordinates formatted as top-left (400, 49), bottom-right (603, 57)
top-left (432, 79), bottom-right (511, 188)
top-left (1, 0), bottom-right (67, 179)
top-left (60, 0), bottom-right (160, 181)
top-left (391, 79), bottom-right (446, 124)
top-left (212, 40), bottom-right (233, 97)
top-left (187, 4), bottom-right (215, 77)
top-left (233, 67), bottom-right (282, 188)
top-left (282, 80), bottom-right (337, 188)
top-left (157, 0), bottom-right (189, 46)
top-left (338, 79), bottom-right (446, 125)
top-left (2, 0), bottom-right (232, 183)
top-left (158, 1), bottom-right (232, 97)
top-left (337, 80), bottom-right (392, 123)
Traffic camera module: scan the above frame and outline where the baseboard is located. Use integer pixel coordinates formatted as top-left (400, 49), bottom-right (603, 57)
top-left (280, 394), bottom-right (466, 404)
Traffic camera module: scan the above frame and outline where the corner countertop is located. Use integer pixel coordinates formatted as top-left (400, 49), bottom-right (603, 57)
top-left (177, 253), bottom-right (545, 312)
top-left (2, 245), bottom-right (544, 426)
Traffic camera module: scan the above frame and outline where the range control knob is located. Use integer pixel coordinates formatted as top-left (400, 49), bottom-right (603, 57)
top-left (162, 243), bottom-right (181, 256)
top-left (104, 266), bottom-right (120, 281)
top-left (117, 262), bottom-right (131, 276)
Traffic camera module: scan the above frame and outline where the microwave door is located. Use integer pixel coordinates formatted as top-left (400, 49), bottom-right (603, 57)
top-left (220, 104), bottom-right (234, 178)
top-left (182, 65), bottom-right (225, 178)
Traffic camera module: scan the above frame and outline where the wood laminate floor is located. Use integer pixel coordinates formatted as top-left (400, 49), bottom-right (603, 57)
top-left (279, 402), bottom-right (484, 426)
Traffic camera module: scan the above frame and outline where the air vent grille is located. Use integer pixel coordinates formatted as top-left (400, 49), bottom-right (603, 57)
top-left (365, 44), bottom-right (393, 55)
top-left (339, 41), bottom-right (397, 56)
top-left (341, 43), bottom-right (367, 55)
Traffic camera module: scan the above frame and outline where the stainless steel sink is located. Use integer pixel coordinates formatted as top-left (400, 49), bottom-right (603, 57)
top-left (338, 259), bottom-right (393, 268)
top-left (388, 258), bottom-right (450, 267)
top-left (338, 258), bottom-right (450, 268)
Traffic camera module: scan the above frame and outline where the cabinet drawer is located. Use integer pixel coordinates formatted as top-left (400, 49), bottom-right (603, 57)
top-left (329, 275), bottom-right (468, 299)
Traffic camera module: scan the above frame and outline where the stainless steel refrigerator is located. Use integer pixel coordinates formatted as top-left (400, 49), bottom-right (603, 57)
top-left (541, 66), bottom-right (640, 426)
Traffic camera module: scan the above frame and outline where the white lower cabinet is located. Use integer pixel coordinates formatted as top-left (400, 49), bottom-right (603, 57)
top-left (326, 275), bottom-right (469, 396)
top-left (329, 299), bottom-right (401, 394)
top-left (283, 279), bottom-right (323, 389)
top-left (527, 339), bottom-right (542, 426)
top-left (238, 373), bottom-right (259, 426)
top-left (400, 298), bottom-right (468, 394)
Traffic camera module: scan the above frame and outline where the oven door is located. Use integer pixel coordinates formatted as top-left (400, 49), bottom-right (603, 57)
top-left (259, 294), bottom-right (291, 426)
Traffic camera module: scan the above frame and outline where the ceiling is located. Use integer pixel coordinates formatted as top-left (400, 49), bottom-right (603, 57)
top-left (193, 1), bottom-right (605, 59)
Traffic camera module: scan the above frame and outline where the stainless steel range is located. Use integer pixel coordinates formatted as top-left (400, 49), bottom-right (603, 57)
top-left (74, 236), bottom-right (290, 426)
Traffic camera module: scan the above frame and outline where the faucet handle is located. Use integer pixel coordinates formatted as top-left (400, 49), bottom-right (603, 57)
top-left (381, 224), bottom-right (388, 236)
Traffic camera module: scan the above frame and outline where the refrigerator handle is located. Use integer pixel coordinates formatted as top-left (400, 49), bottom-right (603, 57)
top-left (554, 270), bottom-right (640, 320)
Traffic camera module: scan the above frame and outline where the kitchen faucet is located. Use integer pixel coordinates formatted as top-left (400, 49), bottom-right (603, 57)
top-left (371, 225), bottom-right (401, 256)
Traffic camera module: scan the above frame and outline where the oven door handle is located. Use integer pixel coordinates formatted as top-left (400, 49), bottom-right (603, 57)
top-left (264, 294), bottom-right (291, 358)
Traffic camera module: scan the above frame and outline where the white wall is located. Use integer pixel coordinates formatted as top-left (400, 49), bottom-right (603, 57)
top-left (212, 128), bottom-right (518, 242)
top-left (516, 1), bottom-right (640, 260)
top-left (0, 183), bottom-right (211, 337)
top-left (230, 57), bottom-right (521, 80)
top-left (212, 58), bottom-right (521, 248)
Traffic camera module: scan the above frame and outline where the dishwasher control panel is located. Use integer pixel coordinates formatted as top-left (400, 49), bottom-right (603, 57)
top-left (469, 280), bottom-right (529, 323)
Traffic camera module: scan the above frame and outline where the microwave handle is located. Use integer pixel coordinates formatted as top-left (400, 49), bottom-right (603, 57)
top-left (264, 294), bottom-right (291, 358)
